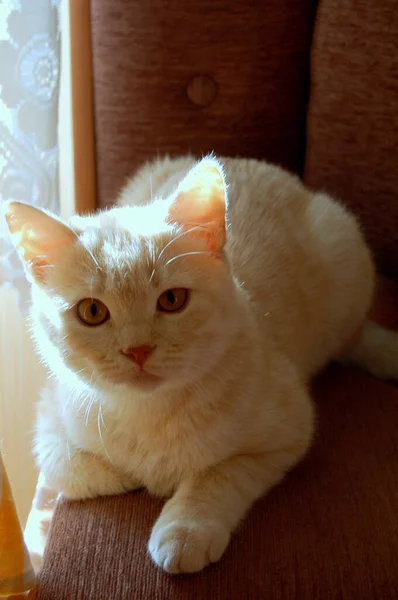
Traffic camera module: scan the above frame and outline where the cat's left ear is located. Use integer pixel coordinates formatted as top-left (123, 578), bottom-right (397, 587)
top-left (167, 157), bottom-right (227, 253)
top-left (3, 201), bottom-right (78, 284)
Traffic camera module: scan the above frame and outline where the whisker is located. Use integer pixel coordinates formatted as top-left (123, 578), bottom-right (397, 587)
top-left (74, 367), bottom-right (87, 376)
top-left (164, 251), bottom-right (212, 267)
top-left (99, 403), bottom-right (109, 432)
top-left (66, 438), bottom-right (71, 462)
top-left (97, 406), bottom-right (114, 465)
top-left (148, 241), bottom-right (157, 283)
top-left (84, 244), bottom-right (102, 272)
top-left (150, 223), bottom-right (213, 282)
top-left (84, 398), bottom-right (95, 426)
top-left (156, 224), bottom-right (209, 264)
top-left (76, 394), bottom-right (89, 415)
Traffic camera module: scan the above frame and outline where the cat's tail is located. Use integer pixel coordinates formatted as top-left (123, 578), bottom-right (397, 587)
top-left (339, 320), bottom-right (398, 381)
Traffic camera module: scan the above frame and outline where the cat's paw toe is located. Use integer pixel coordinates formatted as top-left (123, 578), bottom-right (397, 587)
top-left (148, 518), bottom-right (230, 574)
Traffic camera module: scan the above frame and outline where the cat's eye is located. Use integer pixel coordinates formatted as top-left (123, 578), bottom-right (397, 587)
top-left (76, 298), bottom-right (110, 326)
top-left (157, 288), bottom-right (190, 313)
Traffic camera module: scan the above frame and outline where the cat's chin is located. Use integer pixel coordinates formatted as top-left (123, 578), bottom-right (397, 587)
top-left (131, 371), bottom-right (164, 392)
top-left (104, 370), bottom-right (164, 393)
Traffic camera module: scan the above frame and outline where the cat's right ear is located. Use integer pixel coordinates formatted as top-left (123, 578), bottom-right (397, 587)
top-left (2, 201), bottom-right (78, 284)
top-left (166, 157), bottom-right (227, 254)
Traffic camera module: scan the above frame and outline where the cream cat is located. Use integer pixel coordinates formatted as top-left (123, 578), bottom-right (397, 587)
top-left (4, 156), bottom-right (398, 575)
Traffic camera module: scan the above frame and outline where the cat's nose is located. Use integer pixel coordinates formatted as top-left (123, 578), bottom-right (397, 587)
top-left (121, 345), bottom-right (155, 368)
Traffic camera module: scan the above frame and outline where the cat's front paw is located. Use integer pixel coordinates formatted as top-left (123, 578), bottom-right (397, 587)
top-left (148, 512), bottom-right (230, 574)
top-left (40, 447), bottom-right (138, 500)
top-left (57, 463), bottom-right (128, 500)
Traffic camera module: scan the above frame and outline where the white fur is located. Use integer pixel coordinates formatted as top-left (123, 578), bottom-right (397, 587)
top-left (23, 156), bottom-right (397, 574)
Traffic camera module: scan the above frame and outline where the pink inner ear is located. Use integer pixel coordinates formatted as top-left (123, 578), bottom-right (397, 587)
top-left (4, 201), bottom-right (77, 283)
top-left (30, 257), bottom-right (50, 284)
top-left (167, 160), bottom-right (227, 253)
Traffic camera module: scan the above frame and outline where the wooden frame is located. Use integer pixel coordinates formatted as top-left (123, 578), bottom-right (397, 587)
top-left (59, 0), bottom-right (96, 217)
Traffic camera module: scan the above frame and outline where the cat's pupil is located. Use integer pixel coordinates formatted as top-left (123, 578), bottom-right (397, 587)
top-left (90, 303), bottom-right (97, 317)
top-left (167, 290), bottom-right (175, 305)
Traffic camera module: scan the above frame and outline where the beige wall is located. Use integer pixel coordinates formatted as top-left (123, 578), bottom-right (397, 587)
top-left (0, 286), bottom-right (46, 526)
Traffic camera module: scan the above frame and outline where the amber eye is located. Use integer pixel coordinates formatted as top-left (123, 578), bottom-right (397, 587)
top-left (76, 298), bottom-right (110, 326)
top-left (157, 288), bottom-right (190, 313)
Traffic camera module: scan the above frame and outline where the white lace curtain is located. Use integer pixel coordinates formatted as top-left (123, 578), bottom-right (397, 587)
top-left (0, 0), bottom-right (61, 312)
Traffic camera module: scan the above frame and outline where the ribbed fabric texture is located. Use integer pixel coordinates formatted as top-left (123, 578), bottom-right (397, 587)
top-left (305, 0), bottom-right (398, 275)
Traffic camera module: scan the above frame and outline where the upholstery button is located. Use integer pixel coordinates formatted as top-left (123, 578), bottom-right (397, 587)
top-left (187, 75), bottom-right (218, 107)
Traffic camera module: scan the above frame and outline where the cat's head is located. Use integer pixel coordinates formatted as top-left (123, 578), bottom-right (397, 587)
top-left (4, 158), bottom-right (242, 395)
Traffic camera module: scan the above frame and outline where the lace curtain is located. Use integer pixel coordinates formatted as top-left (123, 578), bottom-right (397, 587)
top-left (0, 0), bottom-right (61, 313)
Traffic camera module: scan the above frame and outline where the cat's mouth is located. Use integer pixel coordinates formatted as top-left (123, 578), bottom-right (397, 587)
top-left (101, 366), bottom-right (163, 391)
top-left (131, 370), bottom-right (163, 390)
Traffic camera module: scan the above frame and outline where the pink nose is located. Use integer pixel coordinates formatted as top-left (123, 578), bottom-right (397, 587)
top-left (121, 345), bottom-right (155, 368)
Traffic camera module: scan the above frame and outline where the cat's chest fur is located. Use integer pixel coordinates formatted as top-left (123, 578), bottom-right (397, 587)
top-left (65, 388), bottom-right (243, 496)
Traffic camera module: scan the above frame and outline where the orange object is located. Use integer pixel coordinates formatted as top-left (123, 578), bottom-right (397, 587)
top-left (0, 452), bottom-right (36, 597)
